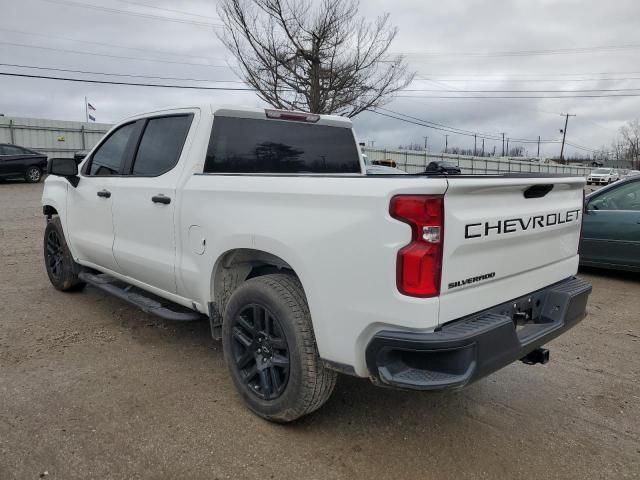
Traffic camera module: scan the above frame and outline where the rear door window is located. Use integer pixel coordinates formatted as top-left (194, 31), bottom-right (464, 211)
top-left (204, 117), bottom-right (360, 174)
top-left (130, 115), bottom-right (192, 176)
top-left (1, 145), bottom-right (25, 156)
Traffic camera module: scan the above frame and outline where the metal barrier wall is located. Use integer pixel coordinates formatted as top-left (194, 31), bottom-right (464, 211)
top-left (0, 116), bottom-right (111, 158)
top-left (362, 147), bottom-right (592, 176)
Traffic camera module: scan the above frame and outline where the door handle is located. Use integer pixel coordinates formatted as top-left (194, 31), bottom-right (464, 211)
top-left (97, 189), bottom-right (111, 198)
top-left (152, 194), bottom-right (171, 205)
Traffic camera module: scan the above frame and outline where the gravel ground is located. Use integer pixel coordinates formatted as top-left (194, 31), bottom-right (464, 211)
top-left (1, 181), bottom-right (638, 480)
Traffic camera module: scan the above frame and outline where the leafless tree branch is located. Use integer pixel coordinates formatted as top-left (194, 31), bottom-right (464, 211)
top-left (217, 0), bottom-right (414, 117)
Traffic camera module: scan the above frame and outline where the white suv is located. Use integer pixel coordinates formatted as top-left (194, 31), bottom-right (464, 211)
top-left (587, 168), bottom-right (618, 185)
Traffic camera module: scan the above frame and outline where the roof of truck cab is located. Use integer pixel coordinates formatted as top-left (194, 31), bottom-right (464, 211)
top-left (122, 105), bottom-right (352, 128)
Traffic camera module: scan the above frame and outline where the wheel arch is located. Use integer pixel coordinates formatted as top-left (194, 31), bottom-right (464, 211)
top-left (210, 248), bottom-right (304, 319)
top-left (43, 205), bottom-right (59, 218)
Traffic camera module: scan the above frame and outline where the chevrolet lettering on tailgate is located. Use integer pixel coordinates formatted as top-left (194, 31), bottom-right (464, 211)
top-left (465, 209), bottom-right (582, 240)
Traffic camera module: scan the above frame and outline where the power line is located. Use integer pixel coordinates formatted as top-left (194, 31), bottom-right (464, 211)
top-left (0, 70), bottom-right (598, 154)
top-left (415, 76), bottom-right (640, 83)
top-left (114, 0), bottom-right (220, 20)
top-left (376, 107), bottom-right (502, 139)
top-left (0, 63), bottom-right (245, 83)
top-left (0, 71), bottom-right (257, 91)
top-left (37, 0), bottom-right (223, 27)
top-left (0, 41), bottom-right (231, 68)
top-left (370, 109), bottom-right (480, 138)
top-left (369, 108), bottom-right (598, 153)
top-left (403, 88), bottom-right (640, 93)
top-left (395, 93), bottom-right (640, 99)
top-left (417, 70), bottom-right (640, 77)
top-left (393, 43), bottom-right (640, 58)
top-left (0, 27), bottom-right (226, 62)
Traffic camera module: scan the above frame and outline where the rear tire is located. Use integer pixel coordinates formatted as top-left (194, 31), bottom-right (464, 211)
top-left (44, 217), bottom-right (86, 291)
top-left (25, 166), bottom-right (42, 183)
top-left (222, 273), bottom-right (337, 422)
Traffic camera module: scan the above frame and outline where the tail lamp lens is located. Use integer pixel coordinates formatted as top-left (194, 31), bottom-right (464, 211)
top-left (390, 195), bottom-right (444, 297)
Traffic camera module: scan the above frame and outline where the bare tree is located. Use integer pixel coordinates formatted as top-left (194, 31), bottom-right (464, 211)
top-left (217, 0), bottom-right (414, 117)
top-left (620, 119), bottom-right (640, 169)
top-left (611, 136), bottom-right (625, 164)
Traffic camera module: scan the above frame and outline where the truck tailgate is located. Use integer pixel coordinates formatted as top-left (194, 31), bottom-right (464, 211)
top-left (439, 176), bottom-right (585, 323)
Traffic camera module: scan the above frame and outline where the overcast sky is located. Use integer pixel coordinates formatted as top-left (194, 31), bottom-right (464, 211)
top-left (1, 0), bottom-right (639, 158)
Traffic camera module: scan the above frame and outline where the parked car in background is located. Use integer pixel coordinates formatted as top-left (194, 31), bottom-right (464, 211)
top-left (587, 168), bottom-right (618, 185)
top-left (624, 169), bottom-right (640, 178)
top-left (0, 143), bottom-right (48, 183)
top-left (362, 154), bottom-right (407, 174)
top-left (580, 176), bottom-right (640, 272)
top-left (424, 160), bottom-right (462, 175)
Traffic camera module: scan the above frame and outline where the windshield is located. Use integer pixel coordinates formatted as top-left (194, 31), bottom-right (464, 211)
top-left (593, 168), bottom-right (611, 174)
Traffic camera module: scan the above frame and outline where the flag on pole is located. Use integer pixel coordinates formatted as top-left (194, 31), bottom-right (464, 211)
top-left (88, 114), bottom-right (96, 122)
top-left (87, 102), bottom-right (96, 111)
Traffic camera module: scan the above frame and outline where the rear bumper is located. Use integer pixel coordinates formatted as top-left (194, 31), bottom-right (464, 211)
top-left (365, 276), bottom-right (591, 390)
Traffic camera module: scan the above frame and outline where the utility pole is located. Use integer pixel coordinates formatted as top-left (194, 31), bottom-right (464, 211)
top-left (474, 134), bottom-right (477, 156)
top-left (444, 135), bottom-right (449, 153)
top-left (501, 132), bottom-right (506, 157)
top-left (537, 135), bottom-right (541, 157)
top-left (559, 113), bottom-right (576, 163)
top-left (369, 140), bottom-right (375, 148)
top-left (506, 138), bottom-right (510, 157)
top-left (423, 136), bottom-right (428, 151)
top-left (481, 138), bottom-right (485, 156)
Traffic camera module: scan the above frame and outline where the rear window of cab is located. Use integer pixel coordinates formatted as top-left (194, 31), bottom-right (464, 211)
top-left (204, 116), bottom-right (361, 174)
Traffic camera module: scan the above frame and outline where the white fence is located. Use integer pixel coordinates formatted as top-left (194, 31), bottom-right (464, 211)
top-left (362, 147), bottom-right (592, 176)
top-left (0, 116), bottom-right (111, 159)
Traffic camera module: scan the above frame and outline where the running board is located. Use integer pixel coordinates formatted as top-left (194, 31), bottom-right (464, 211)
top-left (79, 272), bottom-right (207, 322)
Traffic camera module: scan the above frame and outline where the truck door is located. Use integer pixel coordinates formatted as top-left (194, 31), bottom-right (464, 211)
top-left (111, 113), bottom-right (195, 294)
top-left (66, 121), bottom-right (140, 272)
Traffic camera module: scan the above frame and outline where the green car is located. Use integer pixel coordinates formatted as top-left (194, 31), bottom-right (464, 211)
top-left (580, 176), bottom-right (640, 272)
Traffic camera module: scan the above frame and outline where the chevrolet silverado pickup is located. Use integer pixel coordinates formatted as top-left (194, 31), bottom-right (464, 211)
top-left (42, 105), bottom-right (592, 422)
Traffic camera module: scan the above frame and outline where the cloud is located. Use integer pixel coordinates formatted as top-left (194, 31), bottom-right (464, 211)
top-left (1, 0), bottom-right (638, 158)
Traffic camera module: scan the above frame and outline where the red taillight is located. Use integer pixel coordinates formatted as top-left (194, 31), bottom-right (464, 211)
top-left (390, 195), bottom-right (444, 298)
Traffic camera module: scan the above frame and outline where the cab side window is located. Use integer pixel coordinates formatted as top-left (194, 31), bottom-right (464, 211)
top-left (87, 122), bottom-right (136, 176)
top-left (130, 115), bottom-right (192, 176)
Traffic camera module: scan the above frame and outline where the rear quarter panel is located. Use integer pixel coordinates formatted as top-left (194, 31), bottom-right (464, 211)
top-left (178, 174), bottom-right (448, 375)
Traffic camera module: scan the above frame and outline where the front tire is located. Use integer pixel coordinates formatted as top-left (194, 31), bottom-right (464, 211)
top-left (44, 217), bottom-right (85, 291)
top-left (222, 273), bottom-right (337, 422)
top-left (25, 166), bottom-right (42, 183)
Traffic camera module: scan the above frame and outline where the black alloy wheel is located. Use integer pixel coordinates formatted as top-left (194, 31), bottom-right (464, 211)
top-left (45, 228), bottom-right (64, 282)
top-left (230, 304), bottom-right (290, 400)
top-left (43, 217), bottom-right (85, 291)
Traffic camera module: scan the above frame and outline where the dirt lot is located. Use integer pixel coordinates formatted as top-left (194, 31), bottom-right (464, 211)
top-left (1, 181), bottom-right (638, 480)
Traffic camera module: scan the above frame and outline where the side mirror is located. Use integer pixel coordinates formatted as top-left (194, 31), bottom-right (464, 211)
top-left (48, 158), bottom-right (79, 187)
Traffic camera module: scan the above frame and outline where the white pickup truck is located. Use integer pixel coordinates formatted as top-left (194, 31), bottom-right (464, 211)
top-left (42, 105), bottom-right (592, 422)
